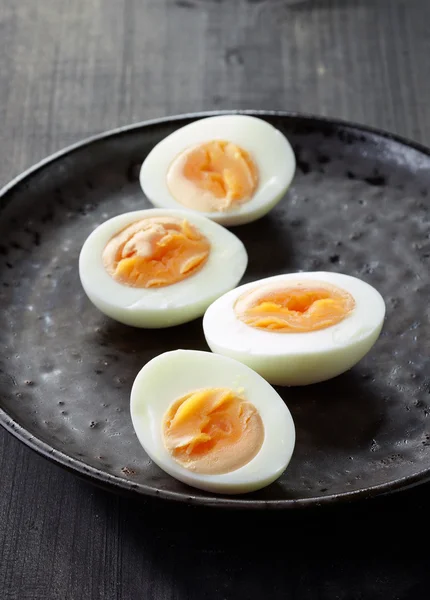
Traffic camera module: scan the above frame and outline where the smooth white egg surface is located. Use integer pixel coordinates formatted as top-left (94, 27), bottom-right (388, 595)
top-left (130, 350), bottom-right (296, 494)
top-left (139, 115), bottom-right (296, 226)
top-left (203, 272), bottom-right (386, 386)
top-left (79, 209), bottom-right (247, 328)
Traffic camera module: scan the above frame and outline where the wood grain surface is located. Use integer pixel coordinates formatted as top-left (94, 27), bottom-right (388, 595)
top-left (1, 1), bottom-right (430, 598)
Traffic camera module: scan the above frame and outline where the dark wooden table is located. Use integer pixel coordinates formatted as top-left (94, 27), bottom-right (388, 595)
top-left (1, 1), bottom-right (430, 598)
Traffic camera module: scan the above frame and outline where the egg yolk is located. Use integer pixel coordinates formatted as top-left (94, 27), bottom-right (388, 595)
top-left (167, 140), bottom-right (259, 213)
top-left (102, 216), bottom-right (210, 288)
top-left (163, 387), bottom-right (264, 475)
top-left (235, 280), bottom-right (355, 333)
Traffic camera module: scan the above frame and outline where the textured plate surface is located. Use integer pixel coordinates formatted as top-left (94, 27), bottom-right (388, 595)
top-left (0, 111), bottom-right (429, 509)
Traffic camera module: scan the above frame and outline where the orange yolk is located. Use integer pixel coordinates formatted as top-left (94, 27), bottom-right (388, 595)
top-left (163, 387), bottom-right (264, 475)
top-left (102, 216), bottom-right (210, 288)
top-left (235, 281), bottom-right (355, 333)
top-left (167, 140), bottom-right (259, 213)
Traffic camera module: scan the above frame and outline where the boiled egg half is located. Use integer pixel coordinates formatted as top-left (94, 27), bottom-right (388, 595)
top-left (79, 209), bottom-right (247, 328)
top-left (203, 272), bottom-right (386, 386)
top-left (130, 350), bottom-right (295, 494)
top-left (140, 115), bottom-right (296, 226)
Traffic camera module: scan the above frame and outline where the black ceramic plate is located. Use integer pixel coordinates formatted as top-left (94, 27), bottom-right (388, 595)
top-left (0, 111), bottom-right (429, 509)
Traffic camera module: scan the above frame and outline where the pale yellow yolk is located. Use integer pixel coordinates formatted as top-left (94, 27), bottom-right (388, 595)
top-left (167, 140), bottom-right (259, 213)
top-left (235, 280), bottom-right (355, 333)
top-left (163, 387), bottom-right (264, 475)
top-left (102, 217), bottom-right (210, 288)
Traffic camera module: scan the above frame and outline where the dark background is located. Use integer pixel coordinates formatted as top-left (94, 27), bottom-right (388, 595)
top-left (1, 1), bottom-right (430, 598)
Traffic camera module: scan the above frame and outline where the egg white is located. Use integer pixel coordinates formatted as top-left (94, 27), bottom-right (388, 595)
top-left (139, 115), bottom-right (296, 226)
top-left (203, 272), bottom-right (386, 386)
top-left (79, 209), bottom-right (248, 328)
top-left (130, 350), bottom-right (296, 494)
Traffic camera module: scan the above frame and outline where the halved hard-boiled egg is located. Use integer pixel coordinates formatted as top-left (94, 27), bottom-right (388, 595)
top-left (79, 209), bottom-right (247, 328)
top-left (130, 350), bottom-right (295, 494)
top-left (140, 115), bottom-right (296, 226)
top-left (203, 272), bottom-right (386, 386)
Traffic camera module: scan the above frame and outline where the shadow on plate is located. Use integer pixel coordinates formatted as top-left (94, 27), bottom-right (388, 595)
top-left (233, 212), bottom-right (296, 280)
top-left (282, 369), bottom-right (386, 452)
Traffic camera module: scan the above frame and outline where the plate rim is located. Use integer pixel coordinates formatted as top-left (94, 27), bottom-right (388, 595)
top-left (1, 109), bottom-right (430, 509)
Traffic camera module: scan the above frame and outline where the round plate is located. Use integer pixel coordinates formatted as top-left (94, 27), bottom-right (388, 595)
top-left (0, 111), bottom-right (429, 509)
